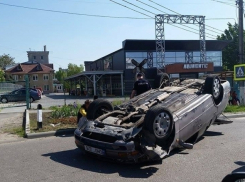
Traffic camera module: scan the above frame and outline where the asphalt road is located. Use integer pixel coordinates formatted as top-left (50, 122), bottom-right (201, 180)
top-left (0, 117), bottom-right (244, 182)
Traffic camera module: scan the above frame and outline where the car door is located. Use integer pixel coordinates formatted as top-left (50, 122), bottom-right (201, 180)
top-left (19, 89), bottom-right (26, 101)
top-left (174, 94), bottom-right (217, 142)
top-left (9, 90), bottom-right (21, 102)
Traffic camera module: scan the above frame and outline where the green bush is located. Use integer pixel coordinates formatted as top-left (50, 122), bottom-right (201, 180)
top-left (51, 103), bottom-right (81, 118)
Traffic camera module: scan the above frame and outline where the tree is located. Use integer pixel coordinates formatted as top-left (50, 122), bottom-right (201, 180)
top-left (217, 22), bottom-right (243, 71)
top-left (55, 68), bottom-right (67, 83)
top-left (0, 68), bottom-right (5, 82)
top-left (55, 63), bottom-right (84, 91)
top-left (67, 63), bottom-right (84, 77)
top-left (0, 54), bottom-right (15, 70)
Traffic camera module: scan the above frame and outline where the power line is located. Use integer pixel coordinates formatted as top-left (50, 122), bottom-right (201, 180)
top-left (109, 0), bottom-right (153, 18)
top-left (110, 0), bottom-right (216, 39)
top-left (0, 2), bottom-right (151, 19)
top-left (148, 0), bottom-right (225, 33)
top-left (122, 0), bottom-right (156, 15)
top-left (206, 18), bottom-right (236, 21)
top-left (148, 0), bottom-right (179, 14)
top-left (211, 0), bottom-right (237, 7)
top-left (135, 0), bottom-right (219, 36)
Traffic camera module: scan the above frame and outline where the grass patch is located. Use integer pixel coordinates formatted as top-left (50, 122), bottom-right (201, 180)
top-left (224, 105), bottom-right (245, 113)
top-left (4, 127), bottom-right (25, 137)
top-left (111, 99), bottom-right (123, 106)
top-left (29, 112), bottom-right (76, 133)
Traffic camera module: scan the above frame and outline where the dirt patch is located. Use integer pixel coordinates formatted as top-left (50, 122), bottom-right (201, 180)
top-left (0, 113), bottom-right (24, 144)
top-left (29, 112), bottom-right (76, 133)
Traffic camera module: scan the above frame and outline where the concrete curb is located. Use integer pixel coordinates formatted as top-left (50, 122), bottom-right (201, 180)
top-left (24, 109), bottom-right (76, 139)
top-left (26, 128), bottom-right (76, 139)
top-left (222, 113), bottom-right (245, 119)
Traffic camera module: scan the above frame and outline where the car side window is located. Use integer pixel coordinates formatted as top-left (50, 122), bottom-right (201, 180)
top-left (14, 90), bottom-right (19, 94)
top-left (21, 90), bottom-right (26, 95)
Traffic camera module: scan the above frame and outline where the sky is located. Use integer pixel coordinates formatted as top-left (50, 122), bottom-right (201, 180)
top-left (0, 0), bottom-right (239, 71)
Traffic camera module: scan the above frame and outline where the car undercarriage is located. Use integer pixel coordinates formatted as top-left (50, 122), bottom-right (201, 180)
top-left (74, 75), bottom-right (231, 163)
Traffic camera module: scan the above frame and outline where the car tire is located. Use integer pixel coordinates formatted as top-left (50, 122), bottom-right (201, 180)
top-left (144, 105), bottom-right (174, 145)
top-left (203, 76), bottom-right (223, 105)
top-left (87, 99), bottom-right (114, 120)
top-left (1, 97), bottom-right (8, 103)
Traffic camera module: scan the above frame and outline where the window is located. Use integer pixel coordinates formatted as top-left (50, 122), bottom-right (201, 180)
top-left (125, 52), bottom-right (148, 69)
top-left (103, 56), bottom-right (113, 70)
top-left (57, 85), bottom-right (62, 90)
top-left (33, 74), bottom-right (38, 81)
top-left (43, 74), bottom-right (49, 80)
top-left (41, 56), bottom-right (43, 59)
top-left (44, 85), bottom-right (49, 91)
top-left (33, 56), bottom-right (36, 59)
top-left (13, 75), bottom-right (18, 81)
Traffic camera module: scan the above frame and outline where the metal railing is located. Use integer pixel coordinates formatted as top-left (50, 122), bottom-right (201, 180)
top-left (0, 82), bottom-right (23, 94)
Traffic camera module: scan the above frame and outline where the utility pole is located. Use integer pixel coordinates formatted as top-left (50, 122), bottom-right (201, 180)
top-left (238, 0), bottom-right (244, 105)
top-left (238, 0), bottom-right (243, 63)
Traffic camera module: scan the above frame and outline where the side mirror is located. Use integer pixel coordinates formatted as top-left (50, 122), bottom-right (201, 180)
top-left (222, 172), bottom-right (245, 182)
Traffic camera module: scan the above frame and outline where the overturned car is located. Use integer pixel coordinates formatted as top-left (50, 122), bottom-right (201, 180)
top-left (74, 75), bottom-right (230, 163)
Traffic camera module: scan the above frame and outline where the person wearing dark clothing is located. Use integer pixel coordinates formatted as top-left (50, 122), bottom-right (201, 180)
top-left (130, 73), bottom-right (151, 99)
top-left (232, 91), bottom-right (240, 105)
top-left (229, 92), bottom-right (233, 105)
top-left (77, 100), bottom-right (90, 124)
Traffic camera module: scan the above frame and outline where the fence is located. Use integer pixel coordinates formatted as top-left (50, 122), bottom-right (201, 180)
top-left (0, 82), bottom-right (23, 94)
top-left (0, 77), bottom-right (29, 109)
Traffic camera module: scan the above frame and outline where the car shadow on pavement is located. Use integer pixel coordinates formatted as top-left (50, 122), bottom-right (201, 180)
top-left (233, 161), bottom-right (245, 173)
top-left (42, 148), bottom-right (160, 178)
top-left (203, 131), bottom-right (224, 137)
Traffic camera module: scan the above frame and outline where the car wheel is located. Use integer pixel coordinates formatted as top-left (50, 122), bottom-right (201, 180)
top-left (1, 97), bottom-right (8, 103)
top-left (203, 76), bottom-right (223, 105)
top-left (87, 99), bottom-right (114, 120)
top-left (30, 97), bottom-right (34, 103)
top-left (144, 105), bottom-right (174, 145)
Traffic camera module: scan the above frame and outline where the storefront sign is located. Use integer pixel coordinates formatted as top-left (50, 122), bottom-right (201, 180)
top-left (165, 62), bottom-right (214, 74)
top-left (183, 64), bottom-right (208, 69)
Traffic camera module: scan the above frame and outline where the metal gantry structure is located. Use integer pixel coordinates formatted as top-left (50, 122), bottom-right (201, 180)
top-left (155, 14), bottom-right (206, 69)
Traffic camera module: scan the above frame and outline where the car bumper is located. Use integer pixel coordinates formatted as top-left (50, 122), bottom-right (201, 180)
top-left (74, 129), bottom-right (146, 163)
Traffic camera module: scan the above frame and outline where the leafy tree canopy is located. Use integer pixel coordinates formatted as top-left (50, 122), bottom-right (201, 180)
top-left (67, 63), bottom-right (84, 77)
top-left (0, 54), bottom-right (15, 70)
top-left (0, 68), bottom-right (5, 82)
top-left (217, 22), bottom-right (242, 71)
top-left (55, 63), bottom-right (84, 90)
top-left (55, 68), bottom-right (67, 83)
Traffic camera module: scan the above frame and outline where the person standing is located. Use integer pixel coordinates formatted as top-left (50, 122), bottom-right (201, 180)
top-left (77, 99), bottom-right (91, 124)
top-left (130, 73), bottom-right (151, 99)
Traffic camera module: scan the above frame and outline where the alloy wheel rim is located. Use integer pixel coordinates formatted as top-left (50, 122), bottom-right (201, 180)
top-left (213, 78), bottom-right (220, 99)
top-left (153, 111), bottom-right (170, 138)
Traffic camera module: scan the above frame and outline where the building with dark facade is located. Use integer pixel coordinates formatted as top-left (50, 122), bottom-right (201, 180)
top-left (65, 39), bottom-right (230, 96)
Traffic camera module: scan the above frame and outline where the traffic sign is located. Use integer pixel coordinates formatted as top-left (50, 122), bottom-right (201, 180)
top-left (234, 64), bottom-right (245, 81)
